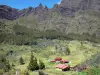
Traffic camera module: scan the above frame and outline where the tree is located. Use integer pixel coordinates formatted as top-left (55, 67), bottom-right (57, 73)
top-left (65, 47), bottom-right (70, 55)
top-left (34, 57), bottom-right (39, 70)
top-left (39, 60), bottom-right (45, 69)
top-left (19, 57), bottom-right (24, 65)
top-left (28, 52), bottom-right (39, 71)
top-left (4, 60), bottom-right (10, 72)
top-left (1, 58), bottom-right (11, 72)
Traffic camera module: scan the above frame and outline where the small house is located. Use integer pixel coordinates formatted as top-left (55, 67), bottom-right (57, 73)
top-left (54, 57), bottom-right (62, 61)
top-left (60, 59), bottom-right (69, 63)
top-left (51, 57), bottom-right (69, 63)
top-left (56, 64), bottom-right (70, 71)
top-left (51, 57), bottom-right (62, 62)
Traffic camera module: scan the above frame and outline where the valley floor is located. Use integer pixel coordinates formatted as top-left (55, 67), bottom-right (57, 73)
top-left (0, 39), bottom-right (100, 75)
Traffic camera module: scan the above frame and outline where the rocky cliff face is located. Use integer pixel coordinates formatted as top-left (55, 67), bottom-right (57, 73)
top-left (0, 4), bottom-right (49, 20)
top-left (0, 0), bottom-right (100, 20)
top-left (0, 5), bottom-right (19, 20)
top-left (0, 0), bottom-right (100, 37)
top-left (59, 0), bottom-right (100, 11)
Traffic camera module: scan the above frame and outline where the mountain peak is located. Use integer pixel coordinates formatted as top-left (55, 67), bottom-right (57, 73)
top-left (53, 4), bottom-right (59, 9)
top-left (38, 3), bottom-right (43, 9)
top-left (0, 0), bottom-right (100, 20)
top-left (44, 5), bottom-right (48, 9)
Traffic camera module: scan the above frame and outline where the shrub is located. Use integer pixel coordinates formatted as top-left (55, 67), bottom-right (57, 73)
top-left (39, 60), bottom-right (45, 69)
top-left (0, 69), bottom-right (3, 75)
top-left (12, 63), bottom-right (15, 67)
top-left (24, 70), bottom-right (29, 75)
top-left (38, 70), bottom-right (48, 75)
top-left (3, 60), bottom-right (11, 72)
top-left (87, 68), bottom-right (100, 75)
top-left (0, 57), bottom-right (10, 72)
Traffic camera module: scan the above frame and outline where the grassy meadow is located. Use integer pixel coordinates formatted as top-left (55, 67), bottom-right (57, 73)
top-left (0, 39), bottom-right (100, 75)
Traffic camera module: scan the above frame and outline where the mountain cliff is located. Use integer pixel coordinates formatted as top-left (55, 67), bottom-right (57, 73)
top-left (59, 0), bottom-right (100, 11)
top-left (0, 5), bottom-right (19, 20)
top-left (0, 0), bottom-right (100, 38)
top-left (0, 0), bottom-right (100, 20)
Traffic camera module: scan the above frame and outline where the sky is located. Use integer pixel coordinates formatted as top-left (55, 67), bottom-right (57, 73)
top-left (0, 0), bottom-right (62, 9)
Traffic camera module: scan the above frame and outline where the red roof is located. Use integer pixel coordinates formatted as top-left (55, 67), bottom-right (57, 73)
top-left (55, 57), bottom-right (62, 61)
top-left (56, 64), bottom-right (70, 69)
top-left (60, 60), bottom-right (69, 63)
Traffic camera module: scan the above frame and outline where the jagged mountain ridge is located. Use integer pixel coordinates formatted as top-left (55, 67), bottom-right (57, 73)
top-left (0, 0), bottom-right (100, 20)
top-left (59, 0), bottom-right (100, 11)
top-left (0, 5), bottom-right (19, 20)
top-left (0, 0), bottom-right (100, 37)
top-left (0, 3), bottom-right (49, 20)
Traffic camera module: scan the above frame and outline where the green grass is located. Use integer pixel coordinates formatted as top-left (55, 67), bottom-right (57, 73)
top-left (0, 40), bottom-right (100, 75)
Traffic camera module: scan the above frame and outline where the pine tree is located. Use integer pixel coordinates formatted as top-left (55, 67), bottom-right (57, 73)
top-left (65, 47), bottom-right (70, 55)
top-left (39, 60), bottom-right (45, 69)
top-left (28, 52), bottom-right (39, 71)
top-left (19, 57), bottom-right (24, 65)
top-left (34, 57), bottom-right (39, 70)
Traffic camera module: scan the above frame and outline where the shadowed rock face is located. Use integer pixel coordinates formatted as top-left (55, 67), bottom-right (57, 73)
top-left (0, 5), bottom-right (36, 20)
top-left (0, 4), bottom-right (49, 20)
top-left (0, 5), bottom-right (19, 20)
top-left (19, 6), bottom-right (35, 16)
top-left (59, 0), bottom-right (82, 9)
top-left (59, 0), bottom-right (100, 11)
top-left (0, 0), bottom-right (100, 20)
top-left (79, 0), bottom-right (100, 11)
